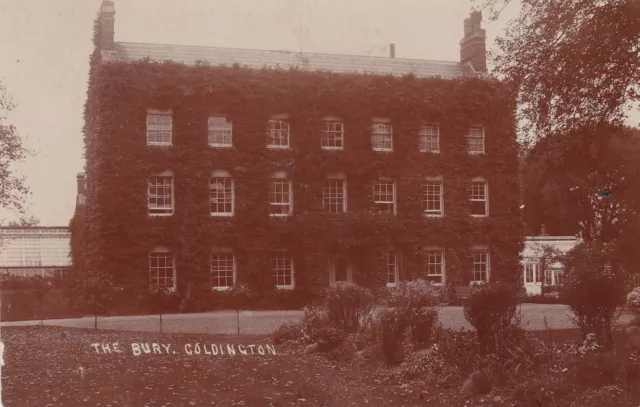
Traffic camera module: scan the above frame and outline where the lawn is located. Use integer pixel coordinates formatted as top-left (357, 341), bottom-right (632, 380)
top-left (1, 326), bottom-right (445, 407)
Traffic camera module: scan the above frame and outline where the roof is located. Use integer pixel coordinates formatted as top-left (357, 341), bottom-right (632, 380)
top-left (112, 42), bottom-right (476, 79)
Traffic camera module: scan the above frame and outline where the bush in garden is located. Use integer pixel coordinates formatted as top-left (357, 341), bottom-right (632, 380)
top-left (316, 326), bottom-right (347, 352)
top-left (397, 345), bottom-right (459, 388)
top-left (300, 305), bottom-right (332, 343)
top-left (273, 321), bottom-right (304, 345)
top-left (325, 283), bottom-right (375, 334)
top-left (383, 280), bottom-right (441, 350)
top-left (377, 307), bottom-right (407, 365)
top-left (432, 327), bottom-right (479, 378)
top-left (463, 281), bottom-right (523, 355)
top-left (222, 284), bottom-right (257, 309)
top-left (626, 287), bottom-right (640, 324)
top-left (561, 242), bottom-right (626, 349)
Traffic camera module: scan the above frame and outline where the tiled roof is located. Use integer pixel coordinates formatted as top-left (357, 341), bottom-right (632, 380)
top-left (113, 42), bottom-right (475, 79)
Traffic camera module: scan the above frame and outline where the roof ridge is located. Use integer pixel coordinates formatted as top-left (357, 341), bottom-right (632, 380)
top-left (115, 41), bottom-right (463, 66)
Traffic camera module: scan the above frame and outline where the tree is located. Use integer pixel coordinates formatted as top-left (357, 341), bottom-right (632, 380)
top-left (475, 0), bottom-right (640, 144)
top-left (522, 124), bottom-right (640, 242)
top-left (0, 79), bottom-right (29, 212)
top-left (7, 215), bottom-right (39, 227)
top-left (561, 241), bottom-right (627, 349)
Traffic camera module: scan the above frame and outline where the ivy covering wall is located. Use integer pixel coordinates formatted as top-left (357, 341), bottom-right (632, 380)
top-left (73, 32), bottom-right (523, 307)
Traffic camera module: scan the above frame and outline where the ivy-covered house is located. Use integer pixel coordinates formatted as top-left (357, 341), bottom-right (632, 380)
top-left (74, 1), bottom-right (522, 306)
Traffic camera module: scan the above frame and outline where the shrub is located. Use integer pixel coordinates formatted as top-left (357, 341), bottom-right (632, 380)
top-left (626, 287), bottom-right (640, 325)
top-left (377, 307), bottom-right (407, 365)
top-left (463, 282), bottom-right (523, 355)
top-left (273, 321), bottom-right (304, 345)
top-left (383, 280), bottom-right (441, 350)
top-left (300, 305), bottom-right (332, 343)
top-left (384, 280), bottom-right (440, 309)
top-left (222, 284), bottom-right (257, 309)
top-left (397, 345), bottom-right (458, 387)
top-left (432, 327), bottom-right (479, 378)
top-left (316, 326), bottom-right (347, 352)
top-left (561, 242), bottom-right (626, 349)
top-left (325, 283), bottom-right (375, 334)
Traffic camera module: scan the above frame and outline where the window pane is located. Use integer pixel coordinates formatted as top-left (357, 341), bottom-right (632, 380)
top-left (148, 176), bottom-right (174, 215)
top-left (424, 251), bottom-right (444, 283)
top-left (147, 114), bottom-right (173, 145)
top-left (269, 180), bottom-right (292, 215)
top-left (323, 179), bottom-right (346, 213)
top-left (422, 180), bottom-right (442, 215)
top-left (208, 116), bottom-right (232, 146)
top-left (373, 181), bottom-right (396, 213)
top-left (149, 251), bottom-right (174, 289)
top-left (267, 119), bottom-right (290, 147)
top-left (419, 125), bottom-right (440, 152)
top-left (272, 251), bottom-right (293, 287)
top-left (211, 252), bottom-right (235, 288)
top-left (472, 250), bottom-right (488, 281)
top-left (321, 121), bottom-right (344, 149)
top-left (210, 177), bottom-right (233, 214)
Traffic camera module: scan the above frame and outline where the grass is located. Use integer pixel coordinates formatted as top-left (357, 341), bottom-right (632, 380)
top-left (1, 326), bottom-right (440, 407)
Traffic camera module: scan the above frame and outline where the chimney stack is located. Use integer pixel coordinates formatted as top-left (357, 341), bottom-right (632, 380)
top-left (98, 0), bottom-right (116, 61)
top-left (389, 43), bottom-right (395, 58)
top-left (460, 11), bottom-right (487, 73)
top-left (540, 224), bottom-right (548, 236)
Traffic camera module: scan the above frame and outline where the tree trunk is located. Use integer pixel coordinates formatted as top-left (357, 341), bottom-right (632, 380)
top-left (159, 313), bottom-right (163, 333)
top-left (94, 315), bottom-right (97, 330)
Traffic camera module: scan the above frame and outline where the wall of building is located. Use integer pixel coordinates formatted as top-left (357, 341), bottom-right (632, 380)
top-left (78, 57), bottom-right (521, 304)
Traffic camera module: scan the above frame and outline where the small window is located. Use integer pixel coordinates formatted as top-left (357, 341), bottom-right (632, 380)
top-left (146, 110), bottom-right (173, 146)
top-left (419, 125), bottom-right (440, 152)
top-left (321, 118), bottom-right (344, 150)
top-left (373, 179), bottom-right (396, 214)
top-left (271, 251), bottom-right (294, 289)
top-left (467, 126), bottom-right (485, 154)
top-left (472, 248), bottom-right (490, 282)
top-left (269, 172), bottom-right (292, 216)
top-left (422, 178), bottom-right (443, 216)
top-left (149, 247), bottom-right (176, 290)
top-left (211, 250), bottom-right (235, 290)
top-left (424, 250), bottom-right (445, 284)
top-left (469, 178), bottom-right (488, 216)
top-left (372, 120), bottom-right (393, 151)
top-left (524, 263), bottom-right (536, 284)
top-left (554, 270), bottom-right (564, 286)
top-left (384, 251), bottom-right (399, 287)
top-left (323, 174), bottom-right (347, 213)
top-left (267, 118), bottom-right (290, 149)
top-left (210, 170), bottom-right (234, 216)
top-left (148, 171), bottom-right (174, 216)
top-left (208, 116), bottom-right (232, 147)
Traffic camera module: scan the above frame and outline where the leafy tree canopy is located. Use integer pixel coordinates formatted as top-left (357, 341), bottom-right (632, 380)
top-left (475, 0), bottom-right (640, 144)
top-left (0, 79), bottom-right (29, 213)
top-left (523, 124), bottom-right (640, 242)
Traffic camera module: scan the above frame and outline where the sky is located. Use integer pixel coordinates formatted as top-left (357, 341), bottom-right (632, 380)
top-left (0, 0), bottom-right (637, 226)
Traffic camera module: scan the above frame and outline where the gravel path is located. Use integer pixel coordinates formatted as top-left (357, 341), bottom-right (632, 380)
top-left (1, 304), bottom-right (633, 334)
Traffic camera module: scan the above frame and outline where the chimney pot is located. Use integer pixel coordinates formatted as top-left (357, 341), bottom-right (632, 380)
top-left (390, 43), bottom-right (395, 59)
top-left (540, 224), bottom-right (548, 236)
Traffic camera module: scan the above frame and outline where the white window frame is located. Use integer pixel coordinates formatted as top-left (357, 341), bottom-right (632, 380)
top-left (269, 171), bottom-right (293, 217)
top-left (271, 250), bottom-right (294, 289)
top-left (209, 170), bottom-right (234, 216)
top-left (422, 176), bottom-right (444, 217)
top-left (149, 247), bottom-right (176, 291)
top-left (384, 251), bottom-right (400, 288)
top-left (470, 177), bottom-right (489, 217)
top-left (146, 109), bottom-right (173, 146)
top-left (321, 117), bottom-right (344, 150)
top-left (323, 173), bottom-right (347, 213)
top-left (211, 248), bottom-right (236, 290)
top-left (419, 124), bottom-right (440, 153)
top-left (467, 126), bottom-right (485, 154)
top-left (424, 248), bottom-right (445, 285)
top-left (148, 170), bottom-right (174, 216)
top-left (208, 115), bottom-right (233, 147)
top-left (373, 178), bottom-right (397, 214)
top-left (266, 115), bottom-right (291, 149)
top-left (471, 246), bottom-right (490, 284)
top-left (330, 256), bottom-right (353, 286)
top-left (372, 118), bottom-right (393, 152)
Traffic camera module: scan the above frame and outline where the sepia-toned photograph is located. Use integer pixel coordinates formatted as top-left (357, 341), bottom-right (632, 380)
top-left (0, 0), bottom-right (639, 405)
